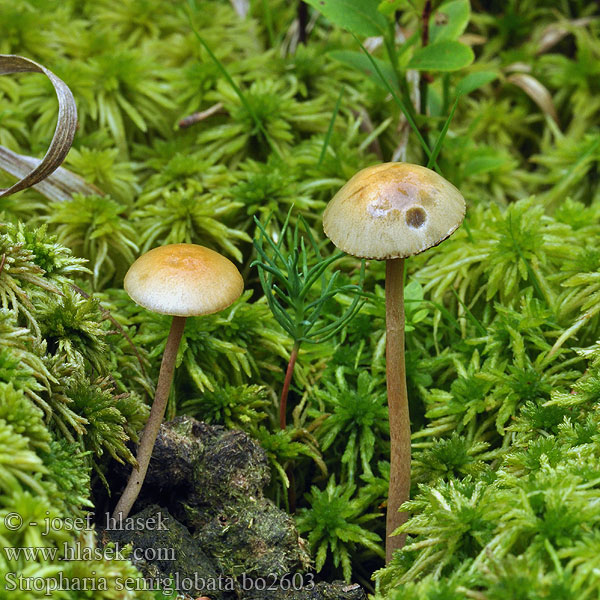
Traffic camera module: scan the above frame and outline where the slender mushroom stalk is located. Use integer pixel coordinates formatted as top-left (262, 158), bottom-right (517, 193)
top-left (385, 257), bottom-right (411, 558)
top-left (112, 243), bottom-right (243, 521)
top-left (112, 315), bottom-right (186, 520)
top-left (322, 163), bottom-right (465, 562)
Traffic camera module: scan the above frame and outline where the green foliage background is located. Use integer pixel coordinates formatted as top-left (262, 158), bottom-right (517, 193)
top-left (1, 0), bottom-right (600, 598)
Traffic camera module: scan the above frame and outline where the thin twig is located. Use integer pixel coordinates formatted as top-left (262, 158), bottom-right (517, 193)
top-left (0, 254), bottom-right (5, 276)
top-left (178, 102), bottom-right (225, 129)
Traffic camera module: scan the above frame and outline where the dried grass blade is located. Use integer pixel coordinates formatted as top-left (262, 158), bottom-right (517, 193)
top-left (535, 17), bottom-right (597, 55)
top-left (0, 54), bottom-right (77, 198)
top-left (0, 146), bottom-right (101, 202)
top-left (507, 73), bottom-right (559, 126)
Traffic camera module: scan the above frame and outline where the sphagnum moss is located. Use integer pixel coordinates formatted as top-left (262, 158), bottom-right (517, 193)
top-left (2, 1), bottom-right (600, 598)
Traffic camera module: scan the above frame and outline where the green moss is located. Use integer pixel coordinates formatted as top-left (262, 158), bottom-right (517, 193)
top-left (2, 0), bottom-right (600, 597)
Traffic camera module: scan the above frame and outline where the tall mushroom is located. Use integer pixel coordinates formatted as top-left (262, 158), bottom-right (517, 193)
top-left (322, 163), bottom-right (465, 562)
top-left (113, 243), bottom-right (243, 520)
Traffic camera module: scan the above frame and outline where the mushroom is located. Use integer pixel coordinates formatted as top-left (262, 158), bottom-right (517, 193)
top-left (322, 163), bottom-right (465, 561)
top-left (112, 243), bottom-right (244, 520)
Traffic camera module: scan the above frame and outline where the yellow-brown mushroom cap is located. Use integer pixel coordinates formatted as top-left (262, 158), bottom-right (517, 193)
top-left (323, 163), bottom-right (466, 259)
top-left (124, 244), bottom-right (244, 317)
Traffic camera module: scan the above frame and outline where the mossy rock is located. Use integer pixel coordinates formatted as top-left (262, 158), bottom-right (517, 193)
top-left (109, 417), bottom-right (331, 596)
top-left (106, 418), bottom-right (367, 598)
top-left (143, 417), bottom-right (270, 503)
top-left (104, 504), bottom-right (224, 599)
top-left (193, 495), bottom-right (306, 577)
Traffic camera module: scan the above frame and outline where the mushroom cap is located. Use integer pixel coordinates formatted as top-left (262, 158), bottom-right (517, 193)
top-left (323, 162), bottom-right (466, 259)
top-left (124, 243), bottom-right (244, 317)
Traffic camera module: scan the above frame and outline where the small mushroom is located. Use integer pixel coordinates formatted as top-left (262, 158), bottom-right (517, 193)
top-left (322, 162), bottom-right (465, 561)
top-left (112, 243), bottom-right (243, 520)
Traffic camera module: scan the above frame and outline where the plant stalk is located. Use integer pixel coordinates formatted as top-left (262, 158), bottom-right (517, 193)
top-left (298, 1), bottom-right (308, 45)
top-left (385, 257), bottom-right (411, 562)
top-left (112, 315), bottom-right (187, 520)
top-left (419, 1), bottom-right (433, 141)
top-left (280, 342), bottom-right (300, 430)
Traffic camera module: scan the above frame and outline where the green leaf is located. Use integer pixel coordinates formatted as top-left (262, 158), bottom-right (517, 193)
top-left (377, 0), bottom-right (410, 16)
top-left (405, 279), bottom-right (424, 304)
top-left (408, 40), bottom-right (474, 71)
top-left (412, 309), bottom-right (429, 323)
top-left (430, 0), bottom-right (471, 43)
top-left (304, 0), bottom-right (387, 37)
top-left (456, 71), bottom-right (499, 96)
top-left (329, 50), bottom-right (399, 90)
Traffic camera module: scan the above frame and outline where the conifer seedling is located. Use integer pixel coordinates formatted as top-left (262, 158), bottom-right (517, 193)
top-left (253, 212), bottom-right (365, 431)
top-left (112, 243), bottom-right (243, 520)
top-left (322, 162), bottom-right (465, 562)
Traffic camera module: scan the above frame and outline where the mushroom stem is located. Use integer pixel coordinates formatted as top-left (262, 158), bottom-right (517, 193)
top-left (279, 342), bottom-right (299, 430)
top-left (385, 257), bottom-right (411, 562)
top-left (113, 315), bottom-right (187, 520)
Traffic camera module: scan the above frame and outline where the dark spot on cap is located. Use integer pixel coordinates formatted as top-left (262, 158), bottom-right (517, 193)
top-left (406, 206), bottom-right (427, 228)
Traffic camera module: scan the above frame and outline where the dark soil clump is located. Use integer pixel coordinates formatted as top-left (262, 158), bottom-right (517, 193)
top-left (103, 417), bottom-right (365, 599)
